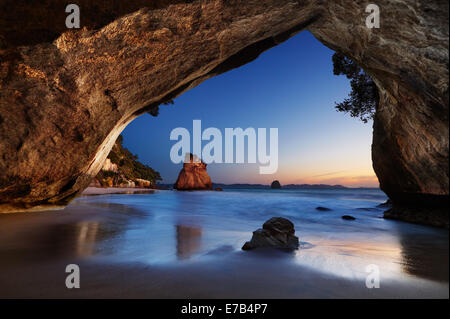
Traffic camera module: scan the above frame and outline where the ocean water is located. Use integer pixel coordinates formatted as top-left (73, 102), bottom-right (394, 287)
top-left (71, 188), bottom-right (392, 263)
top-left (0, 188), bottom-right (448, 298)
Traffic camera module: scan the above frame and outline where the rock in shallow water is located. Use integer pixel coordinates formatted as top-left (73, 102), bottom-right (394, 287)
top-left (271, 180), bottom-right (281, 189)
top-left (174, 153), bottom-right (212, 191)
top-left (242, 217), bottom-right (299, 251)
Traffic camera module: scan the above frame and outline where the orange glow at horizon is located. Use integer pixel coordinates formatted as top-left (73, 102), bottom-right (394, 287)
top-left (277, 167), bottom-right (380, 187)
top-left (286, 174), bottom-right (379, 188)
top-left (259, 173), bottom-right (379, 188)
top-left (209, 164), bottom-right (380, 188)
top-left (209, 159), bottom-right (380, 188)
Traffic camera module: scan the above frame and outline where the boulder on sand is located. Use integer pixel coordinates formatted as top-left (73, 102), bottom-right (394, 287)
top-left (174, 153), bottom-right (213, 190)
top-left (242, 217), bottom-right (299, 251)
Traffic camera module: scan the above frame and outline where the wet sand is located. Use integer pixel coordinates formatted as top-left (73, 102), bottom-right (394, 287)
top-left (81, 187), bottom-right (155, 196)
top-left (0, 251), bottom-right (448, 299)
top-left (0, 190), bottom-right (448, 298)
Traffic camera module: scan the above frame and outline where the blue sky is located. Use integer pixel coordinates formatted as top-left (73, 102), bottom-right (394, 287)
top-left (122, 31), bottom-right (378, 187)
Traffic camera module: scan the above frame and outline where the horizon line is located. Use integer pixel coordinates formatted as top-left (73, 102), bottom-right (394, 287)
top-left (156, 182), bottom-right (380, 189)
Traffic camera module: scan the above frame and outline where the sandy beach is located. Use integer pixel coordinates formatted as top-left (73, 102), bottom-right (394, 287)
top-left (81, 187), bottom-right (156, 196)
top-left (0, 188), bottom-right (447, 298)
top-left (0, 250), bottom-right (447, 299)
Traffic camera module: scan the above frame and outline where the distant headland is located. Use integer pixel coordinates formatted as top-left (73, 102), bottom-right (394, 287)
top-left (156, 183), bottom-right (378, 190)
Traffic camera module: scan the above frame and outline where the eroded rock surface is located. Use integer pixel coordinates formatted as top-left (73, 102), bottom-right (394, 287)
top-left (0, 1), bottom-right (448, 224)
top-left (174, 154), bottom-right (212, 191)
top-left (242, 217), bottom-right (299, 251)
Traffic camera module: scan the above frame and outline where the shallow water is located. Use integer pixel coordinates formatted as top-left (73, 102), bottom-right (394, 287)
top-left (0, 188), bottom-right (448, 298)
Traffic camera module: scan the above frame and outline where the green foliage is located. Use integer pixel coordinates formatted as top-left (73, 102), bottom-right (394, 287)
top-left (97, 170), bottom-right (119, 179)
top-left (148, 99), bottom-right (175, 117)
top-left (108, 149), bottom-right (120, 165)
top-left (95, 170), bottom-right (119, 186)
top-left (332, 52), bottom-right (378, 123)
top-left (132, 161), bottom-right (162, 182)
top-left (101, 135), bottom-right (162, 184)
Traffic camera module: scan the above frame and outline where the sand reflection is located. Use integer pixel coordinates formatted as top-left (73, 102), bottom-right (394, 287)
top-left (75, 221), bottom-right (100, 257)
top-left (294, 237), bottom-right (404, 280)
top-left (24, 220), bottom-right (106, 259)
top-left (176, 225), bottom-right (203, 260)
top-left (395, 227), bottom-right (449, 282)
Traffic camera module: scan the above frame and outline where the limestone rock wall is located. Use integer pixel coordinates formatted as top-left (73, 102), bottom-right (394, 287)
top-left (102, 159), bottom-right (119, 173)
top-left (308, 0), bottom-right (449, 204)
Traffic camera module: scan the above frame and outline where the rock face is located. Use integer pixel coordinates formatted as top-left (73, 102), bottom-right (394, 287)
top-left (0, 1), bottom-right (448, 224)
top-left (242, 217), bottom-right (299, 251)
top-left (101, 159), bottom-right (119, 173)
top-left (174, 154), bottom-right (212, 191)
top-left (135, 179), bottom-right (152, 188)
top-left (271, 180), bottom-right (281, 189)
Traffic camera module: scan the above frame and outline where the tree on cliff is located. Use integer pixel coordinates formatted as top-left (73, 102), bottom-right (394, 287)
top-left (332, 52), bottom-right (379, 123)
top-left (98, 135), bottom-right (162, 185)
top-left (148, 99), bottom-right (174, 117)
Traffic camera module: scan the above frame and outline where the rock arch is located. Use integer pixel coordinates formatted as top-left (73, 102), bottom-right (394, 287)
top-left (0, 1), bottom-right (448, 225)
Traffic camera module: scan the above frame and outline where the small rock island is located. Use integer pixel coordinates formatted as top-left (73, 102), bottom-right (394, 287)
top-left (271, 180), bottom-right (281, 189)
top-left (174, 153), bottom-right (213, 191)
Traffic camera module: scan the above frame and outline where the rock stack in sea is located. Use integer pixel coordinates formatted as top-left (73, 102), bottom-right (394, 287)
top-left (271, 180), bottom-right (281, 189)
top-left (174, 153), bottom-right (213, 191)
